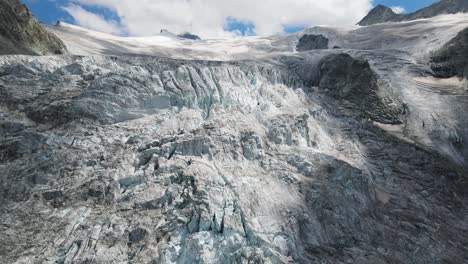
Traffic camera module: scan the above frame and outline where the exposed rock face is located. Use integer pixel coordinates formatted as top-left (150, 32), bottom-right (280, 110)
top-left (296, 34), bottom-right (329, 51)
top-left (178, 32), bottom-right (201, 40)
top-left (405, 0), bottom-right (468, 21)
top-left (358, 0), bottom-right (468, 26)
top-left (357, 5), bottom-right (399, 26)
top-left (0, 0), bottom-right (67, 55)
top-left (431, 27), bottom-right (468, 78)
top-left (319, 53), bottom-right (402, 124)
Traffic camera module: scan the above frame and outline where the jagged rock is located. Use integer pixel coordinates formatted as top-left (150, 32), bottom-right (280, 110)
top-left (0, 0), bottom-right (66, 55)
top-left (296, 34), bottom-right (329, 51)
top-left (431, 27), bottom-right (468, 78)
top-left (129, 227), bottom-right (148, 243)
top-left (42, 190), bottom-right (63, 201)
top-left (240, 132), bottom-right (264, 160)
top-left (358, 0), bottom-right (468, 26)
top-left (118, 176), bottom-right (144, 189)
top-left (0, 131), bottom-right (47, 162)
top-left (405, 0), bottom-right (468, 21)
top-left (30, 174), bottom-right (48, 185)
top-left (319, 53), bottom-right (402, 124)
top-left (358, 5), bottom-right (400, 26)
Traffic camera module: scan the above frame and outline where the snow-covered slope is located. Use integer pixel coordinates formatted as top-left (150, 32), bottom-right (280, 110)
top-left (1, 10), bottom-right (468, 264)
top-left (48, 14), bottom-right (468, 60)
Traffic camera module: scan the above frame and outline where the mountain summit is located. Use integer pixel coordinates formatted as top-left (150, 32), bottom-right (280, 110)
top-left (357, 5), bottom-right (400, 26)
top-left (358, 0), bottom-right (468, 26)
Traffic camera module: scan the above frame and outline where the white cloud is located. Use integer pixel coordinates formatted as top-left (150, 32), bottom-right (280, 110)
top-left (62, 4), bottom-right (123, 35)
top-left (390, 6), bottom-right (406, 14)
top-left (69, 0), bottom-right (373, 38)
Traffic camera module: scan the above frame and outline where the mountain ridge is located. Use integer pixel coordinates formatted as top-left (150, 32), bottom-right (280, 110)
top-left (358, 0), bottom-right (468, 26)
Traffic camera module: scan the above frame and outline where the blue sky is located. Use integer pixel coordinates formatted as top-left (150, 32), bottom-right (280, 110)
top-left (24, 0), bottom-right (118, 26)
top-left (23, 0), bottom-right (440, 36)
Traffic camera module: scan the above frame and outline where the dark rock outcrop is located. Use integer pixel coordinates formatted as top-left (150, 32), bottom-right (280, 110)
top-left (319, 53), bottom-right (401, 124)
top-left (431, 27), bottom-right (468, 78)
top-left (178, 32), bottom-right (201, 40)
top-left (358, 5), bottom-right (400, 26)
top-left (296, 34), bottom-right (329, 51)
top-left (128, 227), bottom-right (148, 243)
top-left (0, 0), bottom-right (67, 55)
top-left (358, 0), bottom-right (468, 26)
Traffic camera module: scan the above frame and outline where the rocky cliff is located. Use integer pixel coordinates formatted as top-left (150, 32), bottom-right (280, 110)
top-left (0, 0), bottom-right (66, 55)
top-left (319, 53), bottom-right (402, 124)
top-left (431, 27), bottom-right (468, 78)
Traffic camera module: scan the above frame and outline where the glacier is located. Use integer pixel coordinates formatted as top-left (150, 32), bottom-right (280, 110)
top-left (1, 11), bottom-right (468, 264)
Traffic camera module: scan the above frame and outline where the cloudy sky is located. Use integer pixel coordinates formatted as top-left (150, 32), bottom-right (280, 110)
top-left (24, 0), bottom-right (439, 38)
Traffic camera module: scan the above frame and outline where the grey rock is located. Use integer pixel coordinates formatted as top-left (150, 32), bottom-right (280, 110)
top-left (178, 32), bottom-right (201, 40)
top-left (319, 53), bottom-right (402, 124)
top-left (405, 0), bottom-right (468, 21)
top-left (431, 27), bottom-right (468, 78)
top-left (42, 190), bottom-right (63, 201)
top-left (118, 176), bottom-right (145, 189)
top-left (296, 34), bottom-right (329, 51)
top-left (0, 0), bottom-right (67, 55)
top-left (129, 227), bottom-right (148, 243)
top-left (358, 0), bottom-right (468, 26)
top-left (357, 5), bottom-right (400, 26)
top-left (30, 174), bottom-right (48, 185)
top-left (126, 135), bottom-right (147, 145)
top-left (0, 131), bottom-right (47, 162)
top-left (240, 132), bottom-right (264, 160)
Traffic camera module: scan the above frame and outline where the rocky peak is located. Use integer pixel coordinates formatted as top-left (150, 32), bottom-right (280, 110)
top-left (0, 0), bottom-right (67, 55)
top-left (358, 4), bottom-right (398, 26)
top-left (359, 0), bottom-right (468, 26)
top-left (406, 0), bottom-right (468, 20)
